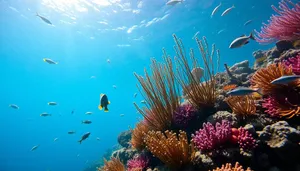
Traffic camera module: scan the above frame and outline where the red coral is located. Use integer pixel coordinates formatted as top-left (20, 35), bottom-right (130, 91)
top-left (255, 0), bottom-right (300, 43)
top-left (283, 53), bottom-right (300, 75)
top-left (127, 155), bottom-right (149, 171)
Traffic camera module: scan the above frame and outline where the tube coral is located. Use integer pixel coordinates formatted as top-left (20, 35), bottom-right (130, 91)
top-left (225, 95), bottom-right (256, 117)
top-left (131, 120), bottom-right (150, 151)
top-left (210, 162), bottom-right (252, 171)
top-left (99, 157), bottom-right (125, 171)
top-left (191, 120), bottom-right (231, 152)
top-left (175, 34), bottom-right (220, 108)
top-left (251, 63), bottom-right (294, 95)
top-left (255, 0), bottom-right (300, 43)
top-left (143, 130), bottom-right (195, 169)
top-left (172, 104), bottom-right (197, 128)
top-left (127, 155), bottom-right (149, 171)
top-left (283, 53), bottom-right (300, 75)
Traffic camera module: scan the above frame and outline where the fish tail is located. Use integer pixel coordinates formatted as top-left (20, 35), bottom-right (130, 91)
top-left (36, 12), bottom-right (39, 16)
top-left (78, 140), bottom-right (82, 144)
top-left (249, 32), bottom-right (255, 40)
top-left (254, 88), bottom-right (263, 96)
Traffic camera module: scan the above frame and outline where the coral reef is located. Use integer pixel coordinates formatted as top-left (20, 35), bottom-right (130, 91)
top-left (172, 104), bottom-right (197, 128)
top-left (209, 162), bottom-right (252, 171)
top-left (118, 130), bottom-right (132, 148)
top-left (225, 95), bottom-right (256, 118)
top-left (127, 155), bottom-right (149, 171)
top-left (283, 53), bottom-right (300, 75)
top-left (131, 121), bottom-right (149, 151)
top-left (99, 157), bottom-right (126, 171)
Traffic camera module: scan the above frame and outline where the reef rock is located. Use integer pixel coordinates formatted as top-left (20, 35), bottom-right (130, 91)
top-left (112, 148), bottom-right (138, 164)
top-left (257, 121), bottom-right (300, 163)
top-left (275, 40), bottom-right (294, 53)
top-left (117, 130), bottom-right (132, 148)
top-left (207, 111), bottom-right (238, 127)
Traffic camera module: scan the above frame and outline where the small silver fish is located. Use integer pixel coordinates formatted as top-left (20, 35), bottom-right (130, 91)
top-left (31, 145), bottom-right (39, 151)
top-left (40, 113), bottom-right (51, 117)
top-left (166, 0), bottom-right (183, 5)
top-left (96, 137), bottom-right (100, 141)
top-left (54, 138), bottom-right (58, 142)
top-left (229, 33), bottom-right (255, 48)
top-left (221, 5), bottom-right (235, 16)
top-left (244, 20), bottom-right (253, 26)
top-left (227, 87), bottom-right (261, 96)
top-left (113, 85), bottom-right (117, 89)
top-left (48, 102), bottom-right (57, 106)
top-left (120, 114), bottom-right (125, 117)
top-left (68, 131), bottom-right (76, 134)
top-left (9, 104), bottom-right (19, 109)
top-left (85, 112), bottom-right (93, 115)
top-left (36, 13), bottom-right (52, 25)
top-left (43, 58), bottom-right (58, 64)
top-left (211, 2), bottom-right (222, 18)
top-left (271, 75), bottom-right (300, 85)
top-left (78, 132), bottom-right (90, 144)
top-left (141, 100), bottom-right (146, 104)
top-left (82, 120), bottom-right (92, 124)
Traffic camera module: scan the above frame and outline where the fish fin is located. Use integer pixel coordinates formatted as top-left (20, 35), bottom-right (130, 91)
top-left (254, 88), bottom-right (263, 96)
top-left (43, 58), bottom-right (47, 62)
top-left (108, 101), bottom-right (111, 104)
top-left (98, 105), bottom-right (103, 110)
top-left (104, 106), bottom-right (109, 112)
top-left (78, 140), bottom-right (82, 144)
top-left (244, 41), bottom-right (249, 45)
top-left (232, 4), bottom-right (235, 8)
top-left (100, 94), bottom-right (104, 98)
top-left (249, 32), bottom-right (255, 40)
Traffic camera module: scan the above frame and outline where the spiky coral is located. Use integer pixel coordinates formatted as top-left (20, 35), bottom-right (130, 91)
top-left (143, 130), bottom-right (195, 169)
top-left (191, 120), bottom-right (231, 152)
top-left (134, 54), bottom-right (180, 131)
top-left (237, 127), bottom-right (257, 153)
top-left (283, 53), bottom-right (300, 75)
top-left (175, 34), bottom-right (220, 108)
top-left (127, 155), bottom-right (149, 171)
top-left (172, 104), bottom-right (197, 128)
top-left (131, 120), bottom-right (150, 151)
top-left (255, 0), bottom-right (300, 43)
top-left (225, 95), bottom-right (256, 117)
top-left (99, 157), bottom-right (125, 171)
top-left (210, 162), bottom-right (252, 171)
top-left (251, 63), bottom-right (294, 95)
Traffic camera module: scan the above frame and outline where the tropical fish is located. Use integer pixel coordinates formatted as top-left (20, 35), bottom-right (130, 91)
top-left (229, 33), bottom-right (255, 48)
top-left (271, 75), bottom-right (300, 85)
top-left (43, 58), bottom-right (58, 64)
top-left (82, 120), bottom-right (92, 124)
top-left (227, 87), bottom-right (262, 96)
top-left (192, 31), bottom-right (200, 39)
top-left (120, 114), bottom-right (125, 117)
top-left (166, 0), bottom-right (183, 5)
top-left (40, 113), bottom-right (51, 117)
top-left (31, 145), bottom-right (39, 151)
top-left (48, 102), bottom-right (57, 106)
top-left (78, 132), bottom-right (90, 144)
top-left (68, 131), bottom-right (76, 134)
top-left (221, 5), bottom-right (235, 16)
top-left (98, 94), bottom-right (110, 112)
top-left (85, 112), bottom-right (93, 115)
top-left (9, 104), bottom-right (19, 109)
top-left (191, 67), bottom-right (204, 82)
top-left (255, 55), bottom-right (267, 63)
top-left (211, 2), bottom-right (222, 18)
top-left (36, 13), bottom-right (52, 25)
top-left (141, 100), bottom-right (146, 104)
top-left (244, 20), bottom-right (253, 26)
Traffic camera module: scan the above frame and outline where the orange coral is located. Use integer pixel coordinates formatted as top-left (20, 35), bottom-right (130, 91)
top-left (210, 162), bottom-right (252, 171)
top-left (223, 84), bottom-right (237, 91)
top-left (99, 157), bottom-right (125, 171)
top-left (251, 63), bottom-right (294, 95)
top-left (225, 95), bottom-right (256, 117)
top-left (131, 121), bottom-right (150, 151)
top-left (143, 130), bottom-right (195, 169)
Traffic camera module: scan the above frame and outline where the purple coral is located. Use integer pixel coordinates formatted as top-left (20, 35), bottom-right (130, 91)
top-left (127, 155), bottom-right (149, 171)
top-left (172, 104), bottom-right (197, 128)
top-left (283, 53), bottom-right (300, 75)
top-left (237, 127), bottom-right (257, 152)
top-left (262, 96), bottom-right (281, 117)
top-left (191, 120), bottom-right (231, 151)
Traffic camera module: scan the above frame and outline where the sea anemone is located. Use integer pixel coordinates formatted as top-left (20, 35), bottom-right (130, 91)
top-left (172, 104), bottom-right (197, 128)
top-left (210, 162), bottom-right (252, 171)
top-left (131, 121), bottom-right (150, 151)
top-left (191, 120), bottom-right (231, 152)
top-left (127, 155), bottom-right (149, 171)
top-left (282, 53), bottom-right (300, 75)
top-left (143, 130), bottom-right (195, 169)
top-left (225, 95), bottom-right (256, 117)
top-left (255, 0), bottom-right (300, 43)
top-left (99, 157), bottom-right (125, 171)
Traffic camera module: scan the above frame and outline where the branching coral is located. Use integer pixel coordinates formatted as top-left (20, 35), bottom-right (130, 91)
top-left (99, 157), bottom-right (125, 171)
top-left (191, 120), bottom-right (231, 152)
top-left (251, 63), bottom-right (294, 95)
top-left (134, 54), bottom-right (180, 131)
top-left (255, 0), bottom-right (300, 43)
top-left (283, 53), bottom-right (300, 75)
top-left (237, 127), bottom-right (257, 153)
top-left (210, 162), bottom-right (252, 171)
top-left (225, 95), bottom-right (256, 117)
top-left (131, 120), bottom-right (150, 151)
top-left (174, 34), bottom-right (220, 108)
top-left (143, 130), bottom-right (195, 169)
top-left (127, 155), bottom-right (149, 171)
top-left (172, 104), bottom-right (197, 128)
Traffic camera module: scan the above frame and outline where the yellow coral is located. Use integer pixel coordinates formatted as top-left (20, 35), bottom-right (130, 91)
top-left (131, 121), bottom-right (150, 151)
top-left (210, 162), bottom-right (252, 171)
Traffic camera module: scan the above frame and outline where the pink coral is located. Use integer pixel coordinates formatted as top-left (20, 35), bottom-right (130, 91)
top-left (283, 53), bottom-right (300, 75)
top-left (172, 104), bottom-right (197, 128)
top-left (262, 96), bottom-right (281, 117)
top-left (237, 127), bottom-right (257, 152)
top-left (191, 120), bottom-right (231, 151)
top-left (255, 0), bottom-right (300, 43)
top-left (127, 155), bottom-right (149, 171)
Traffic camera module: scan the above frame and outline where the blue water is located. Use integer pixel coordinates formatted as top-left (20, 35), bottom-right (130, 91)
top-left (0, 0), bottom-right (279, 170)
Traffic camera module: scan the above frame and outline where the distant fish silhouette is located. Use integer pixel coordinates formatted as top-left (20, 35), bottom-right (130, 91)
top-left (36, 12), bottom-right (52, 25)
